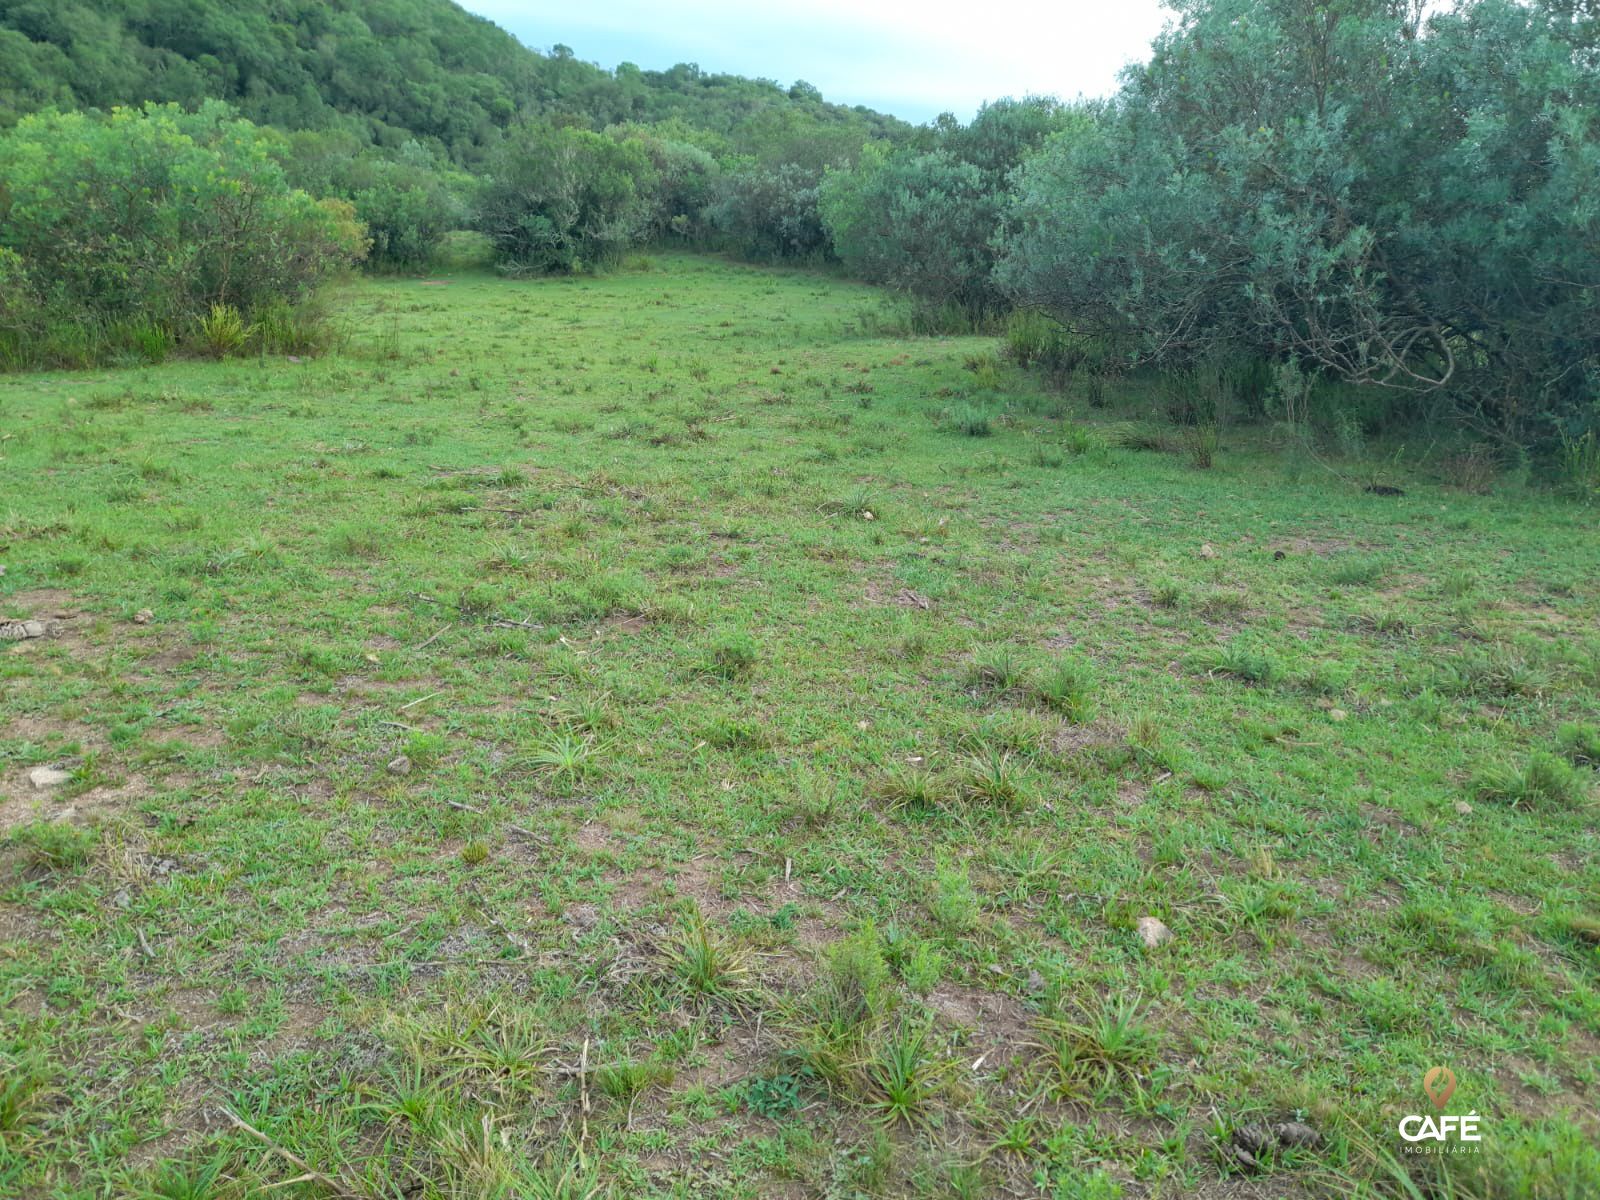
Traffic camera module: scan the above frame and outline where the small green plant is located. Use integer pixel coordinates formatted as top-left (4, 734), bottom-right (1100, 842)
top-left (15, 822), bottom-right (97, 874)
top-left (873, 765), bottom-right (944, 814)
top-left (596, 1059), bottom-right (671, 1103)
top-left (860, 1018), bottom-right (941, 1127)
top-left (948, 405), bottom-right (992, 437)
top-left (1557, 428), bottom-right (1600, 500)
top-left (197, 302), bottom-right (250, 359)
top-left (960, 748), bottom-right (1026, 809)
top-left (965, 645), bottom-right (1027, 693)
top-left (1199, 645), bottom-right (1277, 684)
top-left (745, 1071), bottom-right (807, 1119)
top-left (1327, 555), bottom-right (1391, 587)
top-left (0, 1055), bottom-right (50, 1150)
top-left (525, 730), bottom-right (598, 785)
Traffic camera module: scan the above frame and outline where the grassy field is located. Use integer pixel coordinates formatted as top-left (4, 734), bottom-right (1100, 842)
top-left (2, 254), bottom-right (1597, 1199)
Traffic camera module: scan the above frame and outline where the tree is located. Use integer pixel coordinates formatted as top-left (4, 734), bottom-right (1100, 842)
top-left (477, 123), bottom-right (657, 272)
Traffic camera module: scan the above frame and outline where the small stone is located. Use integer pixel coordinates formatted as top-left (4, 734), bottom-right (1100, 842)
top-left (1198, 543), bottom-right (1217, 560)
top-left (1328, 708), bottom-right (1347, 722)
top-left (1, 619), bottom-right (50, 641)
top-left (861, 510), bottom-right (875, 521)
top-left (133, 608), bottom-right (154, 624)
top-left (1136, 915), bottom-right (1174, 948)
top-left (1454, 800), bottom-right (1474, 815)
top-left (386, 755), bottom-right (412, 776)
top-left (28, 766), bottom-right (71, 790)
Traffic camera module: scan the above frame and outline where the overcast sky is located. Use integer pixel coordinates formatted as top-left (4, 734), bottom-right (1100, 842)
top-left (461, 1), bottom-right (1174, 124)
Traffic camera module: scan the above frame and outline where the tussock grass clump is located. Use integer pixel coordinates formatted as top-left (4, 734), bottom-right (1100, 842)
top-left (1326, 554), bottom-right (1391, 587)
top-left (1556, 723), bottom-right (1600, 768)
top-left (1032, 995), bottom-right (1160, 1100)
top-left (1032, 656), bottom-right (1097, 723)
top-left (13, 822), bottom-right (98, 875)
top-left (698, 632), bottom-right (759, 679)
top-left (872, 765), bottom-right (945, 814)
top-left (959, 748), bottom-right (1027, 810)
top-left (946, 405), bottom-right (993, 437)
top-left (1197, 644), bottom-right (1277, 684)
top-left (524, 730), bottom-right (600, 786)
top-left (1473, 753), bottom-right (1588, 810)
top-left (665, 912), bottom-right (750, 1002)
top-left (785, 933), bottom-right (895, 1087)
top-left (860, 1018), bottom-right (943, 1127)
top-left (1440, 647), bottom-right (1551, 699)
top-left (964, 645), bottom-right (1028, 694)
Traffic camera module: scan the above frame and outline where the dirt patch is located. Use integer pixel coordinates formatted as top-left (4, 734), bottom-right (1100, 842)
top-left (1049, 719), bottom-right (1125, 757)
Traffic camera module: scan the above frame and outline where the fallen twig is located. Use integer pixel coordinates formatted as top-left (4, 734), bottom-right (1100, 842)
top-left (219, 1108), bottom-right (363, 1199)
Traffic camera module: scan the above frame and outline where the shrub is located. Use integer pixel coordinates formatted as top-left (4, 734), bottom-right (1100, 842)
top-left (0, 103), bottom-right (365, 369)
top-left (198, 304), bottom-right (250, 359)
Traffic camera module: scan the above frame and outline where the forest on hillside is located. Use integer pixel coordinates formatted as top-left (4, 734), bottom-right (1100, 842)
top-left (1, 0), bottom-right (1598, 487)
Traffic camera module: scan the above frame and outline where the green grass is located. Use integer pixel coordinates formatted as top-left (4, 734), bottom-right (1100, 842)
top-left (1, 254), bottom-right (1598, 1198)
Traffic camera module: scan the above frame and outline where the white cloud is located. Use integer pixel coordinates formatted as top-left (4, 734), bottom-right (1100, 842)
top-left (463, 0), bottom-right (1173, 122)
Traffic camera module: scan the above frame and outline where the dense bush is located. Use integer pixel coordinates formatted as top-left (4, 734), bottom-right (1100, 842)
top-left (706, 161), bottom-right (833, 262)
top-left (820, 147), bottom-right (999, 315)
top-left (997, 0), bottom-right (1600, 451)
top-left (477, 124), bottom-right (659, 274)
top-left (820, 99), bottom-right (1074, 320)
top-left (0, 102), bottom-right (366, 367)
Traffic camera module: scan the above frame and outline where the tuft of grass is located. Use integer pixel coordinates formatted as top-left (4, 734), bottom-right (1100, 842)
top-left (786, 933), bottom-right (894, 1086)
top-left (698, 632), bottom-right (759, 679)
top-left (965, 645), bottom-right (1028, 694)
top-left (1033, 656), bottom-right (1097, 722)
top-left (524, 730), bottom-right (600, 786)
top-left (1033, 995), bottom-right (1160, 1099)
top-left (13, 822), bottom-right (98, 874)
top-left (197, 303), bottom-right (250, 359)
top-left (666, 913), bottom-right (750, 1002)
top-left (960, 748), bottom-right (1027, 809)
top-left (859, 1018), bottom-right (942, 1127)
top-left (1473, 753), bottom-right (1588, 810)
top-left (0, 1055), bottom-right (50, 1150)
top-left (872, 765), bottom-right (945, 814)
top-left (1326, 555), bottom-right (1391, 587)
top-left (1556, 723), bottom-right (1600, 768)
top-left (948, 405), bottom-right (993, 437)
top-left (1198, 644), bottom-right (1277, 684)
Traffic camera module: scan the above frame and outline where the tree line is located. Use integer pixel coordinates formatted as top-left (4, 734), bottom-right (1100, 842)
top-left (2, 0), bottom-right (1597, 479)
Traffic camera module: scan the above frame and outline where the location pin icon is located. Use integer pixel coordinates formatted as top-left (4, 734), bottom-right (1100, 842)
top-left (1423, 1066), bottom-right (1456, 1109)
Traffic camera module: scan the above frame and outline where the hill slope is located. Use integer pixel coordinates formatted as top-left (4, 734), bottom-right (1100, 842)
top-left (0, 0), bottom-right (909, 158)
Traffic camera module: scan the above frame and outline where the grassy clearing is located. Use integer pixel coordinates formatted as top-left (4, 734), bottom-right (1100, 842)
top-left (1, 254), bottom-right (1597, 1198)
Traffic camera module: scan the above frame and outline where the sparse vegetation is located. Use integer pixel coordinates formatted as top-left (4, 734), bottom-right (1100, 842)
top-left (1, 253), bottom-right (1596, 1199)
